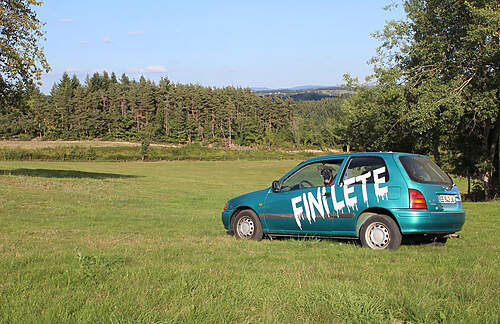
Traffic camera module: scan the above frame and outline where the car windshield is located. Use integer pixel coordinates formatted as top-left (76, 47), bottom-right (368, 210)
top-left (399, 155), bottom-right (453, 186)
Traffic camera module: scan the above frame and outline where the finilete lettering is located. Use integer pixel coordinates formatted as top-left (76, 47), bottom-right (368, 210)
top-left (290, 166), bottom-right (388, 229)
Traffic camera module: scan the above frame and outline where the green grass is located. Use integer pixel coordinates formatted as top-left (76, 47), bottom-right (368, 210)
top-left (0, 161), bottom-right (498, 323)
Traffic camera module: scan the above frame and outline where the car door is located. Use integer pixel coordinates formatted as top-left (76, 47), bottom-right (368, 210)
top-left (336, 156), bottom-right (390, 229)
top-left (261, 160), bottom-right (345, 235)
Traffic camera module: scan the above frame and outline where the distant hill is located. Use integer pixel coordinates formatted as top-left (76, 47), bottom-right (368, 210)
top-left (289, 92), bottom-right (334, 101)
top-left (253, 86), bottom-right (354, 101)
top-left (249, 87), bottom-right (271, 92)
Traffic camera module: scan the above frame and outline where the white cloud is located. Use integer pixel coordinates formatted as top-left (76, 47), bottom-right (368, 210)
top-left (59, 18), bottom-right (73, 23)
top-left (128, 66), bottom-right (169, 74)
top-left (103, 37), bottom-right (113, 44)
top-left (145, 65), bottom-right (167, 72)
top-left (128, 31), bottom-right (144, 36)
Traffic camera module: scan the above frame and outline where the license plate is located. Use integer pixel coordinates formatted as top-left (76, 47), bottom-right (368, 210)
top-left (439, 195), bottom-right (456, 204)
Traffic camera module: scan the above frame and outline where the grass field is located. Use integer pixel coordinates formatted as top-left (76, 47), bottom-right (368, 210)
top-left (0, 161), bottom-right (499, 323)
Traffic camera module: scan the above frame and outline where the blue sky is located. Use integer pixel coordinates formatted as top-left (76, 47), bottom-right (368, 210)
top-left (36, 0), bottom-right (405, 93)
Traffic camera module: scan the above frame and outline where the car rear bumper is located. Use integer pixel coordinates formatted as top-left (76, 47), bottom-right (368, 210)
top-left (393, 209), bottom-right (465, 234)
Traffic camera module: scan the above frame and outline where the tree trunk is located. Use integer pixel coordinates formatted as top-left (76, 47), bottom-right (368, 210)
top-left (467, 170), bottom-right (471, 195)
top-left (194, 111), bottom-right (203, 141)
top-left (211, 110), bottom-right (215, 139)
top-left (164, 95), bottom-right (169, 135)
top-left (487, 123), bottom-right (499, 199)
top-left (102, 95), bottom-right (106, 111)
top-left (219, 121), bottom-right (226, 141)
top-left (483, 174), bottom-right (490, 201)
top-left (121, 97), bottom-right (126, 116)
top-left (268, 111), bottom-right (271, 132)
top-left (483, 118), bottom-right (500, 200)
top-left (228, 112), bottom-right (232, 147)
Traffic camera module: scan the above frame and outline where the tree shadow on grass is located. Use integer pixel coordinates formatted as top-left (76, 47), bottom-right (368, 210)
top-left (0, 168), bottom-right (141, 179)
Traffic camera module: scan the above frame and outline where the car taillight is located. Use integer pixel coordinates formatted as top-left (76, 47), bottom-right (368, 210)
top-left (223, 202), bottom-right (228, 210)
top-left (409, 189), bottom-right (427, 209)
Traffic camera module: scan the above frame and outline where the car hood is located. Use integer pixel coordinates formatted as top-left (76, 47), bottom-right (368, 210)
top-left (228, 188), bottom-right (269, 209)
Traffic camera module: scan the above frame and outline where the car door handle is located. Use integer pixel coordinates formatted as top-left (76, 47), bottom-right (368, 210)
top-left (323, 192), bottom-right (331, 197)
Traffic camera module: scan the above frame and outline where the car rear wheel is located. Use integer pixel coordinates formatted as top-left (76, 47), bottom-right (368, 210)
top-left (360, 214), bottom-right (401, 250)
top-left (232, 209), bottom-right (263, 241)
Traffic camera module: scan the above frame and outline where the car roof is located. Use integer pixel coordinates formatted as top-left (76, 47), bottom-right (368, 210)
top-left (299, 152), bottom-right (428, 166)
top-left (278, 152), bottom-right (431, 182)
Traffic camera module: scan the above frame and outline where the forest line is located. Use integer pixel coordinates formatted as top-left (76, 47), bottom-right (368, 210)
top-left (1, 71), bottom-right (346, 149)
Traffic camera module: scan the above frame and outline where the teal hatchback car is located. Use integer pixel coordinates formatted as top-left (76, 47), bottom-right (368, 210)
top-left (222, 152), bottom-right (465, 250)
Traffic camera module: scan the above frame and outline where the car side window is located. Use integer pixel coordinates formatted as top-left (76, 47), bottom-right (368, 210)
top-left (341, 156), bottom-right (388, 184)
top-left (281, 160), bottom-right (343, 192)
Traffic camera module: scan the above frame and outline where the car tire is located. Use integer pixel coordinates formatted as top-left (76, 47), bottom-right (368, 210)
top-left (360, 214), bottom-right (402, 250)
top-left (231, 209), bottom-right (263, 241)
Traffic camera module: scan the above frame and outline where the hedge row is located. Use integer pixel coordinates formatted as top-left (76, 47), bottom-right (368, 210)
top-left (0, 144), bottom-right (320, 162)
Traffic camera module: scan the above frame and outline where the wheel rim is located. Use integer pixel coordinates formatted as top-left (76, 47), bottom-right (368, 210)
top-left (237, 216), bottom-right (254, 238)
top-left (365, 222), bottom-right (391, 249)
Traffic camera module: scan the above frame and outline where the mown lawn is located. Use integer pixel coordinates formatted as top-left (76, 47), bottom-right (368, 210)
top-left (0, 161), bottom-right (498, 323)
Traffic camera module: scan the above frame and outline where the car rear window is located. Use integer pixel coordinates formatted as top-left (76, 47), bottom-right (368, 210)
top-left (399, 155), bottom-right (453, 186)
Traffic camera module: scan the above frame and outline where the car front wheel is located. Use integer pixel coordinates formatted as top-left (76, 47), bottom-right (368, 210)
top-left (231, 209), bottom-right (263, 241)
top-left (360, 214), bottom-right (401, 250)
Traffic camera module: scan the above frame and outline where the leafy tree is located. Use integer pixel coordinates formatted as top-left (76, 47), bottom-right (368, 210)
top-left (0, 0), bottom-right (50, 94)
top-left (346, 0), bottom-right (499, 199)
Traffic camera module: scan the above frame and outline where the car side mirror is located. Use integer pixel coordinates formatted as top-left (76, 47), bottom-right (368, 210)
top-left (272, 180), bottom-right (281, 192)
